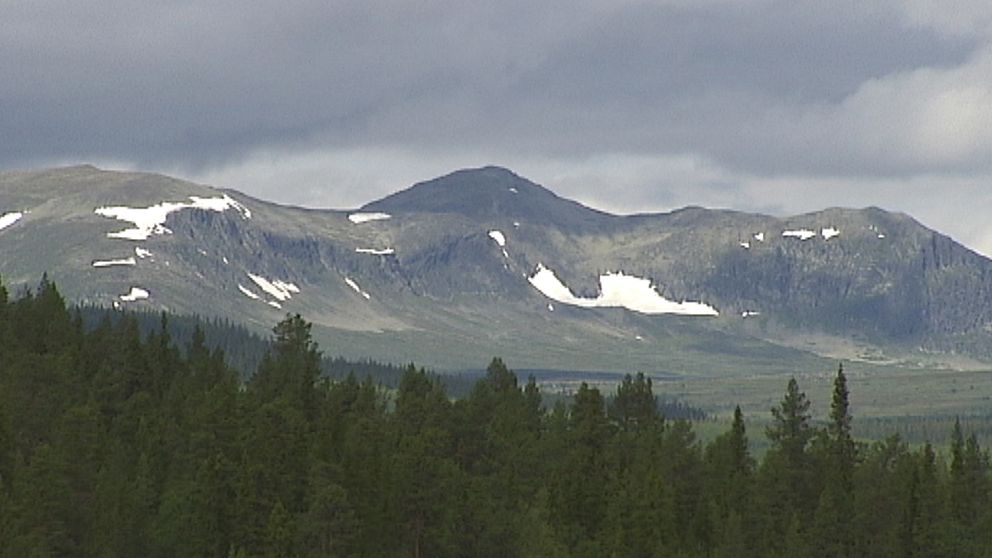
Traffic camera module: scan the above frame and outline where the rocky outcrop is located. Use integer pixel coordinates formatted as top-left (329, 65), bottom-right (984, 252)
top-left (4, 164), bottom-right (992, 367)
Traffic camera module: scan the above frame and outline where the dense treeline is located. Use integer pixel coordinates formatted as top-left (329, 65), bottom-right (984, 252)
top-left (79, 306), bottom-right (409, 386)
top-left (855, 415), bottom-right (992, 449)
top-left (2, 277), bottom-right (992, 557)
top-left (80, 304), bottom-right (492, 399)
top-left (76, 304), bottom-right (272, 379)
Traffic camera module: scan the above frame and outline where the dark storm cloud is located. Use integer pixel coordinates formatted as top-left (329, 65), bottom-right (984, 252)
top-left (0, 0), bottom-right (982, 175)
top-left (7, 0), bottom-right (992, 255)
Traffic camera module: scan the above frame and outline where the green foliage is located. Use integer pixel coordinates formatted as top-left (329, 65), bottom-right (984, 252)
top-left (767, 376), bottom-right (814, 467)
top-left (810, 365), bottom-right (857, 558)
top-left (2, 277), bottom-right (992, 557)
top-left (609, 372), bottom-right (660, 431)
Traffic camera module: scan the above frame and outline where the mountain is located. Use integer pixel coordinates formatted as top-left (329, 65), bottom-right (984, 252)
top-left (363, 166), bottom-right (614, 231)
top-left (2, 164), bottom-right (992, 377)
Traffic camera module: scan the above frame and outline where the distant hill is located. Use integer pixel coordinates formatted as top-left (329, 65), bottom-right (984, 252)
top-left (3, 164), bottom-right (992, 377)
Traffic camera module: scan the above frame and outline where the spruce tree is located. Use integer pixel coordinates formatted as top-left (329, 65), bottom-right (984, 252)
top-left (912, 442), bottom-right (949, 557)
top-left (729, 405), bottom-right (751, 477)
top-left (609, 372), bottom-right (658, 432)
top-left (950, 427), bottom-right (992, 554)
top-left (391, 366), bottom-right (458, 558)
top-left (767, 377), bottom-right (814, 466)
top-left (249, 314), bottom-right (322, 416)
top-left (760, 377), bottom-right (814, 551)
top-left (704, 405), bottom-right (753, 518)
top-left (822, 365), bottom-right (857, 550)
top-left (550, 383), bottom-right (610, 552)
top-left (963, 433), bottom-right (991, 543)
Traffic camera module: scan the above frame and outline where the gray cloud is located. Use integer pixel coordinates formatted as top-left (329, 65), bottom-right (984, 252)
top-left (4, 1), bottom-right (992, 253)
top-left (2, 1), bottom-right (983, 168)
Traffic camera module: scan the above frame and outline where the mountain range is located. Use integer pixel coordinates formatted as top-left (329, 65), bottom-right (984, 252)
top-left (2, 164), bottom-right (991, 378)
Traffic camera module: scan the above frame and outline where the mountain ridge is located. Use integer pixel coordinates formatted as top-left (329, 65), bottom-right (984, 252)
top-left (3, 164), bottom-right (992, 374)
top-left (0, 164), bottom-right (936, 229)
top-left (362, 165), bottom-right (616, 232)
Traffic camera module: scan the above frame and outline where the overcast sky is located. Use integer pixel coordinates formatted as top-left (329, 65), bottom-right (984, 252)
top-left (4, 1), bottom-right (992, 253)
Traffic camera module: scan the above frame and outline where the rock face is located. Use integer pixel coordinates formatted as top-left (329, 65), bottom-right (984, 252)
top-left (3, 164), bottom-right (992, 370)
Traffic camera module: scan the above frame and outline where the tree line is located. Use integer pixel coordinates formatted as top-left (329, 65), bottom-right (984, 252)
top-left (1, 277), bottom-right (991, 557)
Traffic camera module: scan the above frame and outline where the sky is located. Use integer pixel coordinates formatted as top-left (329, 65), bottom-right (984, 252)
top-left (4, 1), bottom-right (992, 253)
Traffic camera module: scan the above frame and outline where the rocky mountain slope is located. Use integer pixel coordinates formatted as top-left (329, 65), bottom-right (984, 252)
top-left (2, 164), bottom-right (991, 373)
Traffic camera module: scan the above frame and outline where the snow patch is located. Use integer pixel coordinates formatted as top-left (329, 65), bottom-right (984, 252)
top-left (547, 303), bottom-right (554, 312)
top-left (247, 273), bottom-right (300, 302)
top-left (0, 212), bottom-right (24, 232)
top-left (119, 287), bottom-right (149, 302)
top-left (742, 310), bottom-right (761, 318)
top-left (134, 247), bottom-right (152, 259)
top-left (509, 187), bottom-right (519, 193)
top-left (348, 212), bottom-right (391, 224)
top-left (95, 194), bottom-right (250, 241)
top-left (513, 221), bottom-right (520, 228)
top-left (528, 264), bottom-right (719, 316)
top-left (821, 227), bottom-right (840, 240)
top-left (222, 256), bottom-right (230, 264)
top-left (356, 247), bottom-right (395, 255)
top-left (739, 241), bottom-right (750, 249)
top-left (782, 229), bottom-right (816, 241)
top-left (344, 277), bottom-right (372, 300)
top-left (238, 284), bottom-right (261, 300)
top-left (878, 233), bottom-right (886, 239)
top-left (754, 232), bottom-right (765, 242)
top-left (488, 230), bottom-right (506, 247)
top-left (488, 231), bottom-right (509, 257)
top-left (93, 257), bottom-right (137, 268)
top-left (268, 301), bottom-right (282, 309)
top-left (188, 194), bottom-right (251, 218)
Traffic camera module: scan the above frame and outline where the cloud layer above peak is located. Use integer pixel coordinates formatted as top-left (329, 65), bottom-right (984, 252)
top-left (4, 1), bottom-right (992, 253)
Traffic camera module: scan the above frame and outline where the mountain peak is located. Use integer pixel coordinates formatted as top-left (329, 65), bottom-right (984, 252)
top-left (6, 163), bottom-right (992, 374)
top-left (451, 164), bottom-right (523, 180)
top-left (364, 165), bottom-right (541, 207)
top-left (362, 165), bottom-right (612, 229)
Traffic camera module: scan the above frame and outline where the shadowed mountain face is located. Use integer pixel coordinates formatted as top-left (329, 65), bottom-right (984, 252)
top-left (364, 166), bottom-right (614, 231)
top-left (2, 164), bottom-right (992, 373)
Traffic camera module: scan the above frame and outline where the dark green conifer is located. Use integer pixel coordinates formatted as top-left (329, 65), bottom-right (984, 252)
top-left (609, 372), bottom-right (658, 431)
top-left (811, 364), bottom-right (856, 557)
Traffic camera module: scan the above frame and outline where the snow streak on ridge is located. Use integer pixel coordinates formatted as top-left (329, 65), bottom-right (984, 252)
top-left (345, 277), bottom-right (372, 300)
top-left (488, 230), bottom-right (506, 247)
top-left (348, 212), bottom-right (391, 224)
top-left (93, 257), bottom-right (136, 268)
top-left (0, 212), bottom-right (24, 232)
top-left (356, 247), bottom-right (395, 255)
top-left (247, 273), bottom-right (300, 302)
top-left (94, 194), bottom-right (250, 241)
top-left (238, 284), bottom-right (261, 300)
top-left (120, 287), bottom-right (149, 302)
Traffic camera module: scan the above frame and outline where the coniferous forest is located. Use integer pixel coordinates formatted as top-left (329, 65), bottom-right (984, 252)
top-left (2, 277), bottom-right (992, 557)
